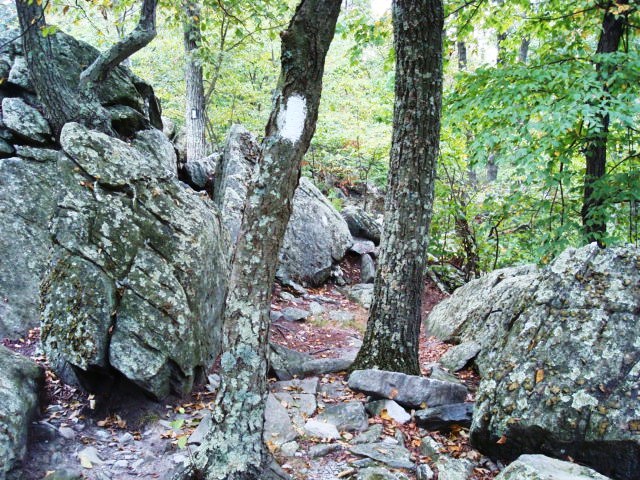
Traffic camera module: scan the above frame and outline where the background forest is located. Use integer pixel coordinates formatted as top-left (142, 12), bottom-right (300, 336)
top-left (50, 0), bottom-right (639, 276)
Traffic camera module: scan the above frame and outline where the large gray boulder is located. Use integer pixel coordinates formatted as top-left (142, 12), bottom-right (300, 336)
top-left (41, 123), bottom-right (229, 399)
top-left (214, 124), bottom-right (352, 285)
top-left (495, 454), bottom-right (612, 480)
top-left (460, 244), bottom-right (640, 480)
top-left (0, 346), bottom-right (44, 479)
top-left (341, 205), bottom-right (381, 245)
top-left (0, 29), bottom-right (165, 340)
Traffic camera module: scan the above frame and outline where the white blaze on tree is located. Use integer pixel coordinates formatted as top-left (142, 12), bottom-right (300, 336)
top-left (277, 94), bottom-right (307, 144)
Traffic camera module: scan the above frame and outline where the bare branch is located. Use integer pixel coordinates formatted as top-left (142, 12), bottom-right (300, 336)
top-left (79, 0), bottom-right (157, 88)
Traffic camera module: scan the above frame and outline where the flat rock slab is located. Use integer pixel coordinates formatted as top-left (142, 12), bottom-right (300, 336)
top-left (439, 341), bottom-right (481, 372)
top-left (414, 403), bottom-right (473, 431)
top-left (352, 424), bottom-right (384, 445)
top-left (435, 456), bottom-right (474, 480)
top-left (304, 419), bottom-right (340, 440)
top-left (366, 400), bottom-right (411, 424)
top-left (2, 97), bottom-right (52, 144)
top-left (270, 344), bottom-right (353, 380)
top-left (356, 467), bottom-right (410, 480)
top-left (281, 307), bottom-right (310, 322)
top-left (495, 454), bottom-right (612, 480)
top-left (348, 369), bottom-right (467, 409)
top-left (316, 401), bottom-right (369, 432)
top-left (349, 442), bottom-right (415, 469)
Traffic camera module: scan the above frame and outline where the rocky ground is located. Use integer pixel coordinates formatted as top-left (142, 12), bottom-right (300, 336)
top-left (3, 267), bottom-right (499, 480)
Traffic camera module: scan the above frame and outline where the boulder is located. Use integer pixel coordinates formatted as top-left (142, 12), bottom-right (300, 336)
top-left (366, 400), bottom-right (411, 424)
top-left (350, 238), bottom-right (377, 256)
top-left (435, 457), bottom-right (474, 480)
top-left (269, 343), bottom-right (353, 380)
top-left (341, 205), bottom-right (382, 245)
top-left (361, 254), bottom-right (376, 283)
top-left (464, 244), bottom-right (640, 480)
top-left (281, 307), bottom-right (310, 322)
top-left (40, 123), bottom-right (229, 399)
top-left (349, 442), bottom-right (414, 469)
top-left (439, 341), bottom-right (481, 372)
top-left (183, 153), bottom-right (219, 191)
top-left (495, 454), bottom-right (613, 480)
top-left (414, 403), bottom-right (473, 431)
top-left (213, 125), bottom-right (352, 284)
top-left (1, 97), bottom-right (52, 144)
top-left (348, 369), bottom-right (468, 409)
top-left (263, 394), bottom-right (297, 447)
top-left (0, 152), bottom-right (62, 338)
top-left (347, 283), bottom-right (374, 309)
top-left (0, 346), bottom-right (44, 478)
top-left (276, 177), bottom-right (353, 286)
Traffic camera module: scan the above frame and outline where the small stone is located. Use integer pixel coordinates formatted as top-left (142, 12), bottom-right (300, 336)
top-left (44, 469), bottom-right (83, 480)
top-left (281, 307), bottom-right (310, 322)
top-left (113, 459), bottom-right (128, 469)
top-left (316, 401), bottom-right (369, 432)
top-left (349, 442), bottom-right (414, 469)
top-left (207, 373), bottom-right (221, 390)
top-left (351, 424), bottom-right (383, 445)
top-left (366, 399), bottom-right (411, 424)
top-left (304, 419), bottom-right (341, 440)
top-left (78, 446), bottom-right (103, 467)
top-left (58, 426), bottom-right (76, 440)
top-left (309, 443), bottom-right (340, 458)
top-left (280, 441), bottom-right (299, 457)
top-left (414, 403), bottom-right (473, 431)
top-left (420, 436), bottom-right (443, 459)
top-left (416, 464), bottom-right (435, 480)
top-left (118, 432), bottom-right (134, 444)
top-left (439, 342), bottom-right (481, 372)
top-left (329, 311), bottom-right (356, 322)
top-left (2, 97), bottom-right (51, 144)
top-left (350, 238), bottom-right (377, 256)
top-left (309, 301), bottom-right (325, 316)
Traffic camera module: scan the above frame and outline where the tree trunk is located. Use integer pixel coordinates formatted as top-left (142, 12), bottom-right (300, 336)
top-left (582, 4), bottom-right (627, 245)
top-left (170, 1), bottom-right (341, 478)
top-left (350, 0), bottom-right (444, 375)
top-left (15, 0), bottom-right (157, 137)
top-left (518, 36), bottom-right (530, 63)
top-left (183, 1), bottom-right (207, 162)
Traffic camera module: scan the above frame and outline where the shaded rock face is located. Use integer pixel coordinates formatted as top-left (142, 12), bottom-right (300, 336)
top-left (214, 124), bottom-right (352, 285)
top-left (0, 28), bottom-right (165, 339)
top-left (0, 346), bottom-right (44, 478)
top-left (433, 244), bottom-right (640, 480)
top-left (341, 205), bottom-right (381, 245)
top-left (40, 123), bottom-right (229, 399)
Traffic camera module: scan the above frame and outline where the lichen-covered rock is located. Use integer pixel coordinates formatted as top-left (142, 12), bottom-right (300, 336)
top-left (495, 454), bottom-right (613, 480)
top-left (341, 205), bottom-right (382, 245)
top-left (1, 97), bottom-right (53, 144)
top-left (213, 124), bottom-right (352, 284)
top-left (0, 346), bottom-right (44, 479)
top-left (41, 123), bottom-right (229, 399)
top-left (0, 152), bottom-right (62, 338)
top-left (466, 244), bottom-right (640, 480)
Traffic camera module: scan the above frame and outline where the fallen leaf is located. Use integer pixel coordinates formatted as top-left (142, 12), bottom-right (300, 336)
top-left (535, 369), bottom-right (544, 384)
top-left (496, 435), bottom-right (507, 445)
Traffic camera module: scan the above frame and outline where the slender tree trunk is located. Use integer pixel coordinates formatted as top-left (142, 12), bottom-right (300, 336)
top-left (170, 1), bottom-right (341, 478)
top-left (15, 0), bottom-right (157, 137)
top-left (183, 1), bottom-right (207, 162)
top-left (582, 3), bottom-right (627, 245)
top-left (351, 0), bottom-right (444, 375)
top-left (518, 36), bottom-right (530, 63)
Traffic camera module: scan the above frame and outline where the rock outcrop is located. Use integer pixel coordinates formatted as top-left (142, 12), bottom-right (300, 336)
top-left (41, 123), bottom-right (229, 399)
top-left (495, 454), bottom-right (612, 480)
top-left (214, 125), bottom-right (353, 285)
top-left (428, 244), bottom-right (640, 480)
top-left (341, 205), bottom-right (381, 245)
top-left (0, 28), bottom-right (165, 339)
top-left (0, 346), bottom-right (44, 479)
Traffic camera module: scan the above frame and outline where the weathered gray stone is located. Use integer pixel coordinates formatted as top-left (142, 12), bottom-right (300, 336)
top-left (419, 436), bottom-right (442, 459)
top-left (0, 346), bottom-right (44, 479)
top-left (270, 343), bottom-right (353, 380)
top-left (309, 443), bottom-right (340, 458)
top-left (435, 456), bottom-right (474, 480)
top-left (0, 138), bottom-right (13, 157)
top-left (280, 441), bottom-right (299, 457)
top-left (304, 419), bottom-right (340, 439)
top-left (348, 369), bottom-right (468, 409)
top-left (414, 403), bottom-right (473, 431)
top-left (131, 128), bottom-right (177, 176)
top-left (329, 310), bottom-right (356, 322)
top-left (349, 443), bottom-right (414, 469)
top-left (350, 238), bottom-right (377, 256)
top-left (366, 400), bottom-right (411, 424)
top-left (7, 56), bottom-right (31, 90)
top-left (187, 414), bottom-right (212, 445)
top-left (356, 467), bottom-right (409, 480)
top-left (2, 97), bottom-right (52, 144)
top-left (41, 123), bottom-right (229, 399)
top-left (426, 364), bottom-right (463, 385)
top-left (263, 394), bottom-right (297, 447)
top-left (342, 205), bottom-right (381, 245)
top-left (277, 177), bottom-right (353, 286)
top-left (281, 307), bottom-right (310, 322)
top-left (183, 153), bottom-right (218, 190)
top-left (0, 153), bottom-right (61, 338)
top-left (495, 454), bottom-right (612, 480)
top-left (316, 401), bottom-right (369, 432)
top-left (352, 424), bottom-right (384, 445)
top-left (416, 464), bottom-right (434, 480)
top-left (361, 254), bottom-right (376, 283)
top-left (347, 283), bottom-right (374, 309)
top-left (439, 342), bottom-right (481, 372)
top-left (309, 301), bottom-right (325, 316)
top-left (272, 377), bottom-right (319, 395)
top-left (161, 116), bottom-right (176, 139)
top-left (108, 105), bottom-right (149, 137)
top-left (468, 245), bottom-right (640, 480)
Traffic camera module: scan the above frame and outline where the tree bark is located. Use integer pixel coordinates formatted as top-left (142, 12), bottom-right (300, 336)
top-left (14, 0), bottom-right (157, 137)
top-left (170, 1), bottom-right (341, 478)
top-left (350, 0), bottom-right (444, 375)
top-left (183, 1), bottom-right (207, 162)
top-left (518, 36), bottom-right (530, 63)
top-left (582, 3), bottom-right (628, 245)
